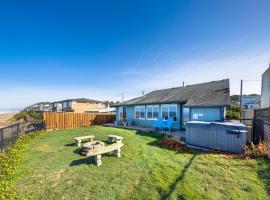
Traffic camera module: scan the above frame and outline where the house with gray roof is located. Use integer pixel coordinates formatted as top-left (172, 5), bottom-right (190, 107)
top-left (113, 79), bottom-right (230, 129)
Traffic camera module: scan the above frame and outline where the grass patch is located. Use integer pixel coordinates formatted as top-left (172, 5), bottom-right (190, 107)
top-left (0, 131), bottom-right (45, 200)
top-left (6, 126), bottom-right (270, 199)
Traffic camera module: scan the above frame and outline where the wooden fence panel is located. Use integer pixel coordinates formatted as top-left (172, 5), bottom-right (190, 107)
top-left (43, 112), bottom-right (116, 130)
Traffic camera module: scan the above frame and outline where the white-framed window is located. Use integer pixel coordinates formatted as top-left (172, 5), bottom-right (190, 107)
top-left (146, 105), bottom-right (159, 120)
top-left (135, 106), bottom-right (145, 119)
top-left (161, 104), bottom-right (177, 121)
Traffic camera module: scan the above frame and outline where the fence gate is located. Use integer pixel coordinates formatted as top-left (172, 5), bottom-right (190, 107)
top-left (253, 117), bottom-right (266, 144)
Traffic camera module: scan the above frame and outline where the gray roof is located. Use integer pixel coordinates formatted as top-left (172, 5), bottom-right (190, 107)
top-left (263, 66), bottom-right (270, 76)
top-left (114, 79), bottom-right (230, 107)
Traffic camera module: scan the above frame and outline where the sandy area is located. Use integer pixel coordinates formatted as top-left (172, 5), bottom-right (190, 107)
top-left (0, 113), bottom-right (16, 128)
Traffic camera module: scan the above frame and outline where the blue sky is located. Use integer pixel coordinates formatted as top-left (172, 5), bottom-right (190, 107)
top-left (0, 0), bottom-right (270, 109)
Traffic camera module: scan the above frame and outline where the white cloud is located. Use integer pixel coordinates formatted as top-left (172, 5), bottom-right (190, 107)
top-left (118, 47), bottom-right (269, 96)
top-left (0, 43), bottom-right (269, 110)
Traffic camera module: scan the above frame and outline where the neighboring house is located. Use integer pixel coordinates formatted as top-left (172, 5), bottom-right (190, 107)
top-left (24, 102), bottom-right (52, 112)
top-left (242, 95), bottom-right (261, 110)
top-left (261, 65), bottom-right (270, 108)
top-left (113, 79), bottom-right (230, 129)
top-left (52, 98), bottom-right (108, 113)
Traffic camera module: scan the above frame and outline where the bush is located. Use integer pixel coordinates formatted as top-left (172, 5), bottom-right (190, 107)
top-left (242, 142), bottom-right (268, 158)
top-left (13, 111), bottom-right (43, 121)
top-left (226, 105), bottom-right (240, 119)
top-left (0, 131), bottom-right (44, 199)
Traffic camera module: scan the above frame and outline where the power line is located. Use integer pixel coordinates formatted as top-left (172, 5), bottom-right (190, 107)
top-left (242, 79), bottom-right (261, 82)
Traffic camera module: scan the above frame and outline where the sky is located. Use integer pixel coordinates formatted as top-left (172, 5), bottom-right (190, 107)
top-left (0, 0), bottom-right (270, 110)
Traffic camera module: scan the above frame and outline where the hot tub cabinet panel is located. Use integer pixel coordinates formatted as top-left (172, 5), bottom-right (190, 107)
top-left (186, 121), bottom-right (247, 153)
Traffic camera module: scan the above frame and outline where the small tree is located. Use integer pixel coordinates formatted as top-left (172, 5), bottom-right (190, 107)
top-left (226, 105), bottom-right (240, 119)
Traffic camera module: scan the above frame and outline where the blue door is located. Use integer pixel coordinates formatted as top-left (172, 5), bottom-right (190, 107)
top-left (181, 107), bottom-right (190, 129)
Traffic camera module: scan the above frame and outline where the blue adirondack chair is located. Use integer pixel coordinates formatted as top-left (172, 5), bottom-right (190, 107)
top-left (162, 117), bottom-right (174, 132)
top-left (153, 117), bottom-right (163, 130)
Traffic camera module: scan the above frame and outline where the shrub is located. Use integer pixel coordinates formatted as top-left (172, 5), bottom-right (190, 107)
top-left (12, 111), bottom-right (43, 121)
top-left (242, 142), bottom-right (268, 158)
top-left (0, 131), bottom-right (44, 200)
top-left (226, 105), bottom-right (240, 119)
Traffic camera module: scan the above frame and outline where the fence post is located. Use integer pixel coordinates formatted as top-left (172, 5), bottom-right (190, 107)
top-left (0, 128), bottom-right (3, 149)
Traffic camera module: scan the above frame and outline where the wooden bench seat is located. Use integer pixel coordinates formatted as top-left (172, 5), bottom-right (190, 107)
top-left (73, 135), bottom-right (95, 147)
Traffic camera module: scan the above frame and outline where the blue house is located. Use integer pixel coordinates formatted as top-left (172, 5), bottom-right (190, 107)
top-left (242, 95), bottom-right (261, 110)
top-left (113, 79), bottom-right (230, 130)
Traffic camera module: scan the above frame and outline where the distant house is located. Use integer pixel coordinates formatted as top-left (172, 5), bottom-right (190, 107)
top-left (52, 98), bottom-right (108, 113)
top-left (113, 79), bottom-right (230, 129)
top-left (261, 65), bottom-right (270, 108)
top-left (24, 102), bottom-right (52, 112)
top-left (242, 95), bottom-right (261, 110)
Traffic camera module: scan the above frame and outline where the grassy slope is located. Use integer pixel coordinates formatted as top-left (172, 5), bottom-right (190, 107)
top-left (16, 126), bottom-right (270, 200)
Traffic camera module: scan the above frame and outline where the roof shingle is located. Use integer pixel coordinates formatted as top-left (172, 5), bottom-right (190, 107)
top-left (114, 79), bottom-right (230, 107)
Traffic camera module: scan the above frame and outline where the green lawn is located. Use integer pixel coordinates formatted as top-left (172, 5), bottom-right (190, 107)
top-left (15, 126), bottom-right (270, 200)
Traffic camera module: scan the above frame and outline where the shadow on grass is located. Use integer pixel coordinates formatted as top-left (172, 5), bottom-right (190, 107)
top-left (135, 130), bottom-right (165, 140)
top-left (65, 143), bottom-right (75, 147)
top-left (69, 156), bottom-right (95, 166)
top-left (256, 157), bottom-right (270, 196)
top-left (160, 154), bottom-right (197, 200)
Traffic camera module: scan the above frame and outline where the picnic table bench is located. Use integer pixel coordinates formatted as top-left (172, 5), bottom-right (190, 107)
top-left (73, 135), bottom-right (95, 147)
top-left (86, 142), bottom-right (124, 166)
top-left (107, 135), bottom-right (123, 144)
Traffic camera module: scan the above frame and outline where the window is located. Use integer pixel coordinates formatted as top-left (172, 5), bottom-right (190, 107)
top-left (146, 105), bottom-right (159, 120)
top-left (135, 106), bottom-right (145, 119)
top-left (161, 104), bottom-right (177, 121)
top-left (63, 101), bottom-right (72, 109)
top-left (119, 106), bottom-right (126, 120)
top-left (63, 101), bottom-right (68, 108)
top-left (182, 107), bottom-right (190, 128)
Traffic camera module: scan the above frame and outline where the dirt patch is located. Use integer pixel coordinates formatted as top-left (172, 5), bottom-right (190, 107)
top-left (35, 144), bottom-right (60, 153)
top-left (51, 169), bottom-right (67, 188)
top-left (0, 113), bottom-right (16, 127)
top-left (156, 138), bottom-right (192, 153)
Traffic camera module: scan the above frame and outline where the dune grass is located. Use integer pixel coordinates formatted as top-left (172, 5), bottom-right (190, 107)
top-left (14, 126), bottom-right (270, 200)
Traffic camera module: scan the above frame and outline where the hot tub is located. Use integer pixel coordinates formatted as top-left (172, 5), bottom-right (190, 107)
top-left (186, 121), bottom-right (248, 153)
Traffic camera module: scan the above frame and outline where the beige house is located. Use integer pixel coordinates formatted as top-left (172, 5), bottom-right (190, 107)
top-left (52, 98), bottom-right (108, 113)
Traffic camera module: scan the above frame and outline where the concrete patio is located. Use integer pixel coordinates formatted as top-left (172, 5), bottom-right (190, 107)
top-left (102, 123), bottom-right (186, 142)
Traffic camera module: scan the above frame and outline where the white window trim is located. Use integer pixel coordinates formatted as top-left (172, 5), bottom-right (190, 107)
top-left (134, 105), bottom-right (145, 120)
top-left (146, 105), bottom-right (159, 120)
top-left (161, 104), bottom-right (177, 121)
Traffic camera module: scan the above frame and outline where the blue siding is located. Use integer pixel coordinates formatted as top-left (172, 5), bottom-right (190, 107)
top-left (115, 107), bottom-right (120, 121)
top-left (115, 104), bottom-right (225, 129)
top-left (130, 104), bottom-right (181, 129)
top-left (190, 107), bottom-right (223, 121)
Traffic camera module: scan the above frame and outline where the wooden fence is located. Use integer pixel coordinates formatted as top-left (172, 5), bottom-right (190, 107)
top-left (43, 112), bottom-right (116, 130)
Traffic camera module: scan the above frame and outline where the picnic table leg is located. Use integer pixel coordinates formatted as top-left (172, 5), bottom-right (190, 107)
top-left (76, 140), bottom-right (81, 147)
top-left (113, 148), bottom-right (121, 158)
top-left (94, 154), bottom-right (102, 166)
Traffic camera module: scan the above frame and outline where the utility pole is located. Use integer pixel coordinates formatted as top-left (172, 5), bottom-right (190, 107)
top-left (240, 79), bottom-right (243, 122)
